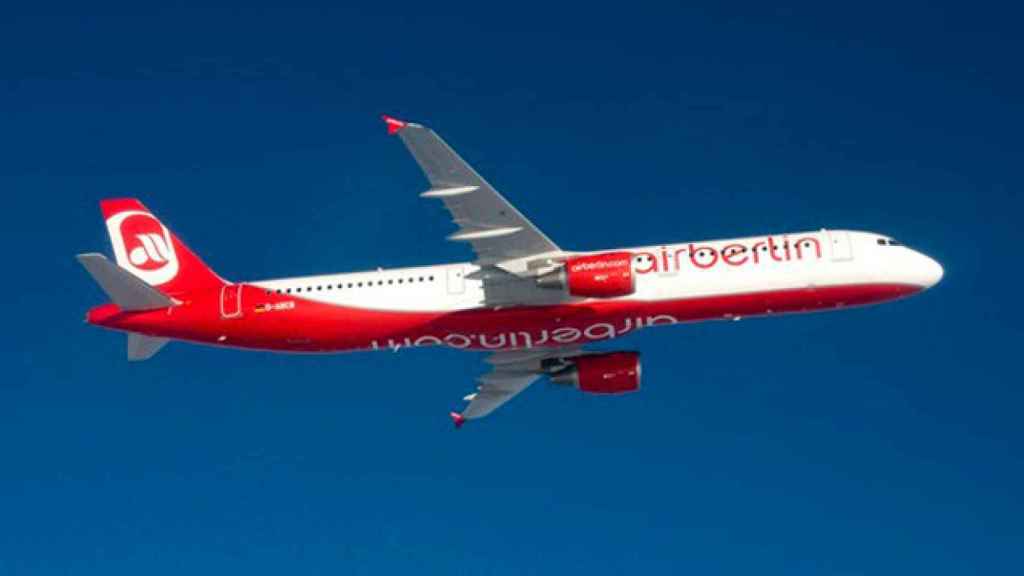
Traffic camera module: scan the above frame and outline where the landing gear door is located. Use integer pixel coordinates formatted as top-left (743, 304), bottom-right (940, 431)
top-left (220, 284), bottom-right (243, 319)
top-left (827, 230), bottom-right (854, 262)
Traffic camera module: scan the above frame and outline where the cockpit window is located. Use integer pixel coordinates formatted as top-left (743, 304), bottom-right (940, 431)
top-left (877, 237), bottom-right (903, 246)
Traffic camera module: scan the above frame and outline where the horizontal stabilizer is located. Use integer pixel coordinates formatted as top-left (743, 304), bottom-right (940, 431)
top-left (127, 332), bottom-right (169, 361)
top-left (76, 253), bottom-right (173, 311)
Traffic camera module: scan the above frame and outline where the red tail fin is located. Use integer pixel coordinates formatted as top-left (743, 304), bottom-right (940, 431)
top-left (101, 199), bottom-right (226, 297)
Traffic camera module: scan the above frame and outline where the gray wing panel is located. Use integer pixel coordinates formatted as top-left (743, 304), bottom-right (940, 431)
top-left (127, 333), bottom-right (169, 361)
top-left (454, 347), bottom-right (585, 422)
top-left (394, 121), bottom-right (561, 264)
top-left (461, 370), bottom-right (541, 420)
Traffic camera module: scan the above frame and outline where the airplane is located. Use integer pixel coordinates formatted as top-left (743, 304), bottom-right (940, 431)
top-left (77, 115), bottom-right (944, 427)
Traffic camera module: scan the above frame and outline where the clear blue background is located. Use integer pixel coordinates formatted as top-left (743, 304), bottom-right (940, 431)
top-left (2, 2), bottom-right (1020, 573)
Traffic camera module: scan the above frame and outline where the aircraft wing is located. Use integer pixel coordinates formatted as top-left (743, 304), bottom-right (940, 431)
top-left (384, 116), bottom-right (562, 267)
top-left (449, 347), bottom-right (584, 427)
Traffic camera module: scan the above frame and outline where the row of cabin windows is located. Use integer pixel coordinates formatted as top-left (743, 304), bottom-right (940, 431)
top-left (635, 241), bottom-right (817, 262)
top-left (265, 275), bottom-right (437, 296)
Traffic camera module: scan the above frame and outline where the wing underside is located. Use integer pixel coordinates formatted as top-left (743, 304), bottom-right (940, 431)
top-left (451, 347), bottom-right (584, 426)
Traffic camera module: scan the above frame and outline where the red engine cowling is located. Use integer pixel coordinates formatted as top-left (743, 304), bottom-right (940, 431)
top-left (537, 251), bottom-right (635, 298)
top-left (550, 352), bottom-right (641, 394)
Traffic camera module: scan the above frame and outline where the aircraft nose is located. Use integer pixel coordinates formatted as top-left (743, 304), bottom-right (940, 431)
top-left (917, 253), bottom-right (944, 288)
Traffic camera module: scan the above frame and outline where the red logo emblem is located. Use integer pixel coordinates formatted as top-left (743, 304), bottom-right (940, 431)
top-left (118, 214), bottom-right (173, 270)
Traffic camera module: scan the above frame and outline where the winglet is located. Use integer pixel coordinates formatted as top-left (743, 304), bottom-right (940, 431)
top-left (449, 411), bottom-right (466, 429)
top-left (382, 115), bottom-right (407, 135)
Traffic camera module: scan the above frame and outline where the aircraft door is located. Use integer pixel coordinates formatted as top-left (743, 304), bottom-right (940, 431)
top-left (827, 230), bottom-right (854, 262)
top-left (220, 284), bottom-right (243, 318)
top-left (447, 267), bottom-right (465, 295)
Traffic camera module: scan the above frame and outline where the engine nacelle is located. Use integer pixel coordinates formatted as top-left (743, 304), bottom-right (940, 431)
top-left (550, 352), bottom-right (641, 394)
top-left (536, 251), bottom-right (635, 298)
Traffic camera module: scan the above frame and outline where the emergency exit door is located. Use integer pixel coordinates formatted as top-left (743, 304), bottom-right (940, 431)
top-left (220, 284), bottom-right (243, 318)
top-left (827, 230), bottom-right (854, 262)
top-left (447, 267), bottom-right (465, 295)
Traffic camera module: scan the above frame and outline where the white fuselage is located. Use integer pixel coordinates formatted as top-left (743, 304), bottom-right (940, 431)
top-left (251, 229), bottom-right (943, 314)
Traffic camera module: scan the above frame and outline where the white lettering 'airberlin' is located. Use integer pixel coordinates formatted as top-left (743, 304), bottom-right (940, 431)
top-left (105, 210), bottom-right (180, 286)
top-left (369, 315), bottom-right (680, 352)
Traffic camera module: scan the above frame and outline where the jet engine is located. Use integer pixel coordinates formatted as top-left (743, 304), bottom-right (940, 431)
top-left (549, 352), bottom-right (641, 394)
top-left (536, 252), bottom-right (635, 298)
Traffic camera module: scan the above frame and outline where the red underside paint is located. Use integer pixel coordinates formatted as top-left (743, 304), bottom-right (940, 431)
top-left (88, 283), bottom-right (922, 353)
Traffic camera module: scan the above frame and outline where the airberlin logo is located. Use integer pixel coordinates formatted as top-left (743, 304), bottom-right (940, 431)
top-left (570, 258), bottom-right (630, 272)
top-left (127, 233), bottom-right (172, 268)
top-left (634, 235), bottom-right (823, 274)
top-left (105, 211), bottom-right (179, 286)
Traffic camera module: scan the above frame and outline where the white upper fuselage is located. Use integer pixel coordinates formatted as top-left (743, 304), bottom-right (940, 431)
top-left (251, 229), bottom-right (943, 314)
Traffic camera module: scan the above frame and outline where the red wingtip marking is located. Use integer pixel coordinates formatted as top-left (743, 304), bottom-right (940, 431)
top-left (382, 115), bottom-right (407, 135)
top-left (449, 412), bottom-right (466, 429)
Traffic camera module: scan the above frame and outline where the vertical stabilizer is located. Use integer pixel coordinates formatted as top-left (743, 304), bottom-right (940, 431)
top-left (100, 198), bottom-right (226, 297)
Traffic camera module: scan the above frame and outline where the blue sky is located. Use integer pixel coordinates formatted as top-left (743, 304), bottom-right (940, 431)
top-left (1, 2), bottom-right (1021, 573)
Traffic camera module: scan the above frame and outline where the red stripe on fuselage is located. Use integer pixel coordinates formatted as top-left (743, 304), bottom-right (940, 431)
top-left (88, 283), bottom-right (922, 353)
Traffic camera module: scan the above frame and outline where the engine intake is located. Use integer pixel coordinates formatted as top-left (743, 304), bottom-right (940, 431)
top-left (550, 352), bottom-right (641, 394)
top-left (537, 252), bottom-right (635, 298)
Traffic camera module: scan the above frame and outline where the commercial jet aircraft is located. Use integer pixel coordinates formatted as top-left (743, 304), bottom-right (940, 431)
top-left (78, 116), bottom-right (944, 427)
